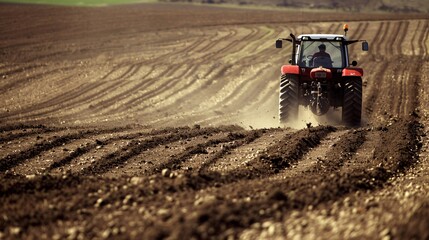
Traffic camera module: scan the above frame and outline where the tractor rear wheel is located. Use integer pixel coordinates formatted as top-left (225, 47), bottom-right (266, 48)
top-left (342, 77), bottom-right (362, 126)
top-left (279, 74), bottom-right (299, 123)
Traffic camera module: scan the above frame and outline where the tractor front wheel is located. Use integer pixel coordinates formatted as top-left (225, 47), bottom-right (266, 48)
top-left (279, 74), bottom-right (299, 123)
top-left (342, 77), bottom-right (362, 126)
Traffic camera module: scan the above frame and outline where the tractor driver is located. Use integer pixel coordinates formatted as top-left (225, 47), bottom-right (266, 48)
top-left (312, 44), bottom-right (332, 67)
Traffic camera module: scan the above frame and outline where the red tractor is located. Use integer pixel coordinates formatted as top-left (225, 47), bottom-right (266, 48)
top-left (276, 24), bottom-right (368, 126)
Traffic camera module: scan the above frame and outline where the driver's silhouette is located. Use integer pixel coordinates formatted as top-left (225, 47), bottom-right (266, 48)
top-left (312, 44), bottom-right (332, 67)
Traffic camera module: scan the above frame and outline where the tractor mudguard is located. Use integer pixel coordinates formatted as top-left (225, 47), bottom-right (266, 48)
top-left (342, 68), bottom-right (364, 77)
top-left (281, 65), bottom-right (300, 75)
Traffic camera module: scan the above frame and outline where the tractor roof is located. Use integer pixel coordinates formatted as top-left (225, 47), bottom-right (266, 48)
top-left (297, 34), bottom-right (347, 41)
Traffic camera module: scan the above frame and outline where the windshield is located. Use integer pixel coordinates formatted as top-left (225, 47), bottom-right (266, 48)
top-left (298, 40), bottom-right (345, 68)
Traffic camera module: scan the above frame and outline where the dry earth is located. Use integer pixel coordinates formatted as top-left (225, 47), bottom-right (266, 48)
top-left (0, 3), bottom-right (428, 239)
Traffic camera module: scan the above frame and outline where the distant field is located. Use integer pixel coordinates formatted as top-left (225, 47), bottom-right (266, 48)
top-left (0, 0), bottom-right (156, 6)
top-left (159, 0), bottom-right (429, 13)
top-left (2, 0), bottom-right (429, 12)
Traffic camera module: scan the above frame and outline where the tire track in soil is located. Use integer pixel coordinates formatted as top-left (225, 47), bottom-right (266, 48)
top-left (141, 28), bottom-right (235, 70)
top-left (399, 57), bottom-right (420, 116)
top-left (408, 20), bottom-right (420, 55)
top-left (357, 22), bottom-right (370, 40)
top-left (90, 64), bottom-right (168, 109)
top-left (364, 50), bottom-right (417, 123)
top-left (134, 26), bottom-right (277, 113)
top-left (85, 64), bottom-right (192, 115)
top-left (94, 43), bottom-right (241, 116)
top-left (349, 22), bottom-right (364, 40)
top-left (142, 34), bottom-right (284, 124)
top-left (396, 21), bottom-right (409, 56)
top-left (2, 23), bottom-right (278, 126)
top-left (369, 21), bottom-right (384, 53)
top-left (125, 64), bottom-right (231, 114)
top-left (384, 55), bottom-right (420, 119)
top-left (363, 61), bottom-right (388, 122)
top-left (3, 61), bottom-right (160, 121)
top-left (382, 21), bottom-right (392, 56)
top-left (78, 63), bottom-right (174, 112)
top-left (145, 62), bottom-right (279, 126)
top-left (118, 64), bottom-right (199, 105)
top-left (0, 79), bottom-right (109, 120)
top-left (391, 21), bottom-right (404, 56)
top-left (417, 20), bottom-right (428, 56)
top-left (84, 28), bottom-right (228, 113)
top-left (126, 65), bottom-right (221, 112)
top-left (4, 24), bottom-right (280, 125)
top-left (0, 66), bottom-right (68, 93)
top-left (0, 64), bottom-right (46, 87)
top-left (11, 65), bottom-right (156, 119)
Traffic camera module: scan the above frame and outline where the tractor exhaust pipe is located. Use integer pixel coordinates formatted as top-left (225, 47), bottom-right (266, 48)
top-left (290, 33), bottom-right (297, 65)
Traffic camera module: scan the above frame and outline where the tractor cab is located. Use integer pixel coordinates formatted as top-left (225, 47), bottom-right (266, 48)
top-left (296, 34), bottom-right (347, 69)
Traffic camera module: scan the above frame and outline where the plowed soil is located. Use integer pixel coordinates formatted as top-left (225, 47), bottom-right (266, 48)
top-left (1, 3), bottom-right (429, 239)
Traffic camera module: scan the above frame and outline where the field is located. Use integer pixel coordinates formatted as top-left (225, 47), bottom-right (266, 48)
top-left (1, 2), bottom-right (429, 239)
top-left (159, 0), bottom-right (429, 13)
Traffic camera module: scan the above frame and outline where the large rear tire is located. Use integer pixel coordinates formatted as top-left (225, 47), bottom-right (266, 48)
top-left (342, 77), bottom-right (362, 127)
top-left (279, 74), bottom-right (299, 123)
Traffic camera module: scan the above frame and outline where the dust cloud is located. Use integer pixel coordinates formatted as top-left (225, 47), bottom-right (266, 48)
top-left (282, 106), bottom-right (343, 129)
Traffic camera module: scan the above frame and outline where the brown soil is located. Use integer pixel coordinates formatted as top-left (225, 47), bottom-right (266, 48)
top-left (0, 3), bottom-right (428, 239)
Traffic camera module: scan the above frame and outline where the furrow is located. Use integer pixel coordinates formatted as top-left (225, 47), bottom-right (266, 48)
top-left (180, 119), bottom-right (423, 239)
top-left (205, 128), bottom-right (286, 174)
top-left (146, 131), bottom-right (251, 175)
top-left (0, 127), bottom-right (131, 174)
top-left (77, 127), bottom-right (235, 176)
top-left (45, 131), bottom-right (150, 173)
top-left (391, 21), bottom-right (404, 56)
top-left (102, 131), bottom-right (241, 178)
top-left (0, 132), bottom-right (90, 173)
top-left (370, 22), bottom-right (385, 55)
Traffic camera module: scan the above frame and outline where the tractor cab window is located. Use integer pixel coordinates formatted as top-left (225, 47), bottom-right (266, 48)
top-left (298, 40), bottom-right (345, 68)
